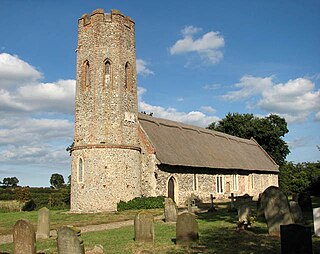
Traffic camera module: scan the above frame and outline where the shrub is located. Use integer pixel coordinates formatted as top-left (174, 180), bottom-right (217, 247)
top-left (117, 196), bottom-right (165, 212)
top-left (22, 199), bottom-right (37, 211)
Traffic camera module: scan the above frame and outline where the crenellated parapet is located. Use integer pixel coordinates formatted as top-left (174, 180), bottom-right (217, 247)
top-left (78, 9), bottom-right (134, 29)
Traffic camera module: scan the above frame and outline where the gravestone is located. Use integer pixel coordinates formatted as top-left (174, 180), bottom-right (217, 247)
top-left (298, 192), bottom-right (312, 212)
top-left (289, 201), bottom-right (304, 224)
top-left (238, 204), bottom-right (252, 228)
top-left (314, 207), bottom-right (320, 237)
top-left (13, 219), bottom-right (36, 254)
top-left (280, 224), bottom-right (313, 254)
top-left (208, 194), bottom-right (216, 212)
top-left (228, 193), bottom-right (237, 212)
top-left (134, 211), bottom-right (154, 242)
top-left (164, 197), bottom-right (177, 222)
top-left (37, 207), bottom-right (50, 239)
top-left (176, 212), bottom-right (199, 244)
top-left (260, 186), bottom-right (293, 236)
top-left (57, 226), bottom-right (85, 254)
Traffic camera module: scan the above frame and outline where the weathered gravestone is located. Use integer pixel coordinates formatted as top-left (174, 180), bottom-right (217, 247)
top-left (228, 193), bottom-right (237, 212)
top-left (57, 226), bottom-right (85, 254)
top-left (13, 219), bottom-right (36, 254)
top-left (314, 207), bottom-right (320, 237)
top-left (238, 205), bottom-right (252, 229)
top-left (134, 211), bottom-right (154, 242)
top-left (289, 201), bottom-right (304, 224)
top-left (280, 224), bottom-right (313, 254)
top-left (37, 207), bottom-right (50, 239)
top-left (298, 192), bottom-right (312, 212)
top-left (164, 197), bottom-right (177, 222)
top-left (176, 212), bottom-right (199, 244)
top-left (260, 186), bottom-right (293, 236)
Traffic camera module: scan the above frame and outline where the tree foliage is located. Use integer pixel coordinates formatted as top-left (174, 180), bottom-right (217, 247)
top-left (208, 113), bottom-right (290, 165)
top-left (279, 161), bottom-right (320, 195)
top-left (50, 173), bottom-right (65, 189)
top-left (1, 177), bottom-right (19, 187)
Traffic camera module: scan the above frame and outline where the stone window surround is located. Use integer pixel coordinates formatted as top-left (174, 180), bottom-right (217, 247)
top-left (193, 173), bottom-right (198, 191)
top-left (81, 60), bottom-right (90, 92)
top-left (125, 61), bottom-right (133, 91)
top-left (104, 58), bottom-right (112, 89)
top-left (78, 157), bottom-right (84, 183)
top-left (232, 174), bottom-right (239, 191)
top-left (216, 175), bottom-right (224, 194)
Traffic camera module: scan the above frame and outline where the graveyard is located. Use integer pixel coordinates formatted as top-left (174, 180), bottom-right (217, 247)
top-left (0, 195), bottom-right (319, 254)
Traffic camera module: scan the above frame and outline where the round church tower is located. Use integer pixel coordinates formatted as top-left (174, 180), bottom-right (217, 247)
top-left (71, 9), bottom-right (141, 212)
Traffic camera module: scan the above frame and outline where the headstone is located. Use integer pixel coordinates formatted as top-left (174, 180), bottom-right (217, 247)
top-left (13, 219), bottom-right (36, 254)
top-left (208, 194), bottom-right (216, 212)
top-left (280, 224), bottom-right (313, 254)
top-left (134, 211), bottom-right (154, 242)
top-left (37, 207), bottom-right (50, 239)
top-left (176, 212), bottom-right (199, 244)
top-left (298, 192), bottom-right (312, 212)
top-left (289, 201), bottom-right (304, 224)
top-left (228, 193), bottom-right (237, 212)
top-left (164, 197), bottom-right (177, 222)
top-left (57, 226), bottom-right (85, 254)
top-left (86, 244), bottom-right (104, 254)
top-left (260, 186), bottom-right (293, 236)
top-left (313, 207), bottom-right (320, 237)
top-left (238, 205), bottom-right (252, 227)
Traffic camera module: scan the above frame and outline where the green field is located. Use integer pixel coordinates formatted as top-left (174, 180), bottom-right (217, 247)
top-left (0, 200), bottom-right (319, 253)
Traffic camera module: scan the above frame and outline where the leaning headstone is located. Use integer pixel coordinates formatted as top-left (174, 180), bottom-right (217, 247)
top-left (57, 226), bottom-right (85, 254)
top-left (13, 219), bottom-right (36, 254)
top-left (134, 211), bottom-right (154, 242)
top-left (164, 197), bottom-right (177, 222)
top-left (260, 186), bottom-right (293, 236)
top-left (176, 212), bottom-right (199, 244)
top-left (238, 205), bottom-right (252, 229)
top-left (289, 201), bottom-right (304, 224)
top-left (37, 207), bottom-right (50, 239)
top-left (314, 207), bottom-right (320, 237)
top-left (280, 224), bottom-right (313, 254)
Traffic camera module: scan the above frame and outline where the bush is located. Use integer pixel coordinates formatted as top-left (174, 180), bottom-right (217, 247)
top-left (22, 199), bottom-right (37, 211)
top-left (117, 196), bottom-right (165, 212)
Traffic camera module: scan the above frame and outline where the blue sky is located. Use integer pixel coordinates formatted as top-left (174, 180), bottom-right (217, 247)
top-left (0, 0), bottom-right (319, 187)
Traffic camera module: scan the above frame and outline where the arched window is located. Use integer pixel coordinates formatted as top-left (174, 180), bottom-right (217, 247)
top-left (125, 62), bottom-right (132, 91)
top-left (78, 158), bottom-right (84, 183)
top-left (104, 59), bottom-right (112, 89)
top-left (81, 60), bottom-right (90, 91)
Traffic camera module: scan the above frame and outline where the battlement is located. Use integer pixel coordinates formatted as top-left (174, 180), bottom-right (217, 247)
top-left (78, 9), bottom-right (134, 28)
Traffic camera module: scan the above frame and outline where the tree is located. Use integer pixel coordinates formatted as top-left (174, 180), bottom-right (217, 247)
top-left (50, 173), bottom-right (65, 189)
top-left (1, 177), bottom-right (19, 187)
top-left (208, 113), bottom-right (290, 165)
top-left (15, 187), bottom-right (31, 211)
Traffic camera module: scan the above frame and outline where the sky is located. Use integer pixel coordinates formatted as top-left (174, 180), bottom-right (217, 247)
top-left (0, 0), bottom-right (319, 187)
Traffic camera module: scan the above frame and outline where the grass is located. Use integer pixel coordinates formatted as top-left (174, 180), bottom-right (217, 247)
top-left (0, 199), bottom-right (320, 253)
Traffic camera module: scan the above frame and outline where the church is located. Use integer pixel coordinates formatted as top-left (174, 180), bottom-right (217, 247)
top-left (70, 9), bottom-right (278, 213)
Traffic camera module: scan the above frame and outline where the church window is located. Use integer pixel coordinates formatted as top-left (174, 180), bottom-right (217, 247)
top-left (81, 60), bottom-right (90, 91)
top-left (232, 174), bottom-right (239, 191)
top-left (193, 174), bottom-right (198, 191)
top-left (125, 62), bottom-right (133, 91)
top-left (216, 175), bottom-right (224, 194)
top-left (104, 59), bottom-right (112, 89)
top-left (78, 158), bottom-right (84, 183)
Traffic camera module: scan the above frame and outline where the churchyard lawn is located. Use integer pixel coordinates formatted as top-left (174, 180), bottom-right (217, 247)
top-left (0, 199), bottom-right (319, 253)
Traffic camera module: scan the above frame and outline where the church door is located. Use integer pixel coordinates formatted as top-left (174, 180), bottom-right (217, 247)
top-left (168, 177), bottom-right (175, 201)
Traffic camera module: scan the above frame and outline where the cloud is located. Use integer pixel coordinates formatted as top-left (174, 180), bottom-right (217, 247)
top-left (223, 76), bottom-right (320, 123)
top-left (0, 53), bottom-right (42, 88)
top-left (136, 59), bottom-right (154, 76)
top-left (170, 26), bottom-right (225, 64)
top-left (138, 87), bottom-right (219, 127)
top-left (203, 83), bottom-right (221, 90)
top-left (287, 136), bottom-right (312, 149)
top-left (200, 106), bottom-right (216, 114)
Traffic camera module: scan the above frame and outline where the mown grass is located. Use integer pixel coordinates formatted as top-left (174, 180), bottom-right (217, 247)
top-left (0, 199), bottom-right (319, 253)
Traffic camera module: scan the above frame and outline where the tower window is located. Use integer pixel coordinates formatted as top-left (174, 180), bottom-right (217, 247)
top-left (125, 62), bottom-right (133, 91)
top-left (81, 60), bottom-right (90, 91)
top-left (78, 158), bottom-right (84, 183)
top-left (104, 59), bottom-right (112, 89)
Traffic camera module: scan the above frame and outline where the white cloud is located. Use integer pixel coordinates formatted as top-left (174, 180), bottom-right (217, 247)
top-left (170, 26), bottom-right (225, 64)
top-left (177, 97), bottom-right (184, 102)
top-left (138, 87), bottom-right (219, 127)
top-left (0, 53), bottom-right (42, 88)
top-left (223, 76), bottom-right (320, 123)
top-left (203, 84), bottom-right (221, 90)
top-left (136, 59), bottom-right (154, 76)
top-left (200, 106), bottom-right (216, 114)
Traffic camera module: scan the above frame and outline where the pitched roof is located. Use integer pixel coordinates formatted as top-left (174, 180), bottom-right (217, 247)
top-left (138, 113), bottom-right (279, 173)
